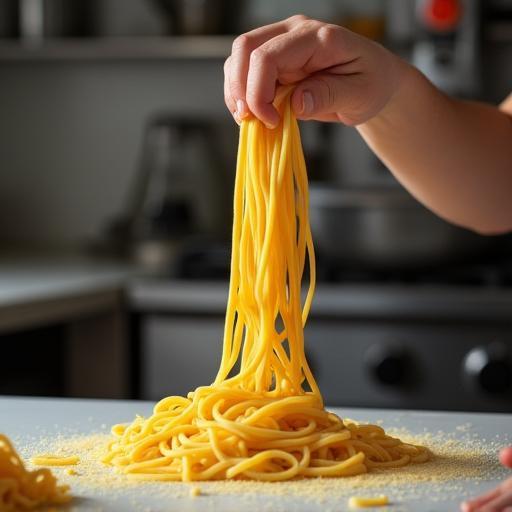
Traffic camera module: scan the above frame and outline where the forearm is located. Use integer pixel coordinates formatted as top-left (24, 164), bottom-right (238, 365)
top-left (358, 62), bottom-right (512, 234)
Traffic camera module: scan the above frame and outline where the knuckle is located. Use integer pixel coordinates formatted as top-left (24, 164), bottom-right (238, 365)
top-left (316, 23), bottom-right (341, 45)
top-left (223, 56), bottom-right (231, 72)
top-left (250, 47), bottom-right (271, 67)
top-left (302, 19), bottom-right (322, 31)
top-left (287, 14), bottom-right (309, 25)
top-left (232, 34), bottom-right (251, 54)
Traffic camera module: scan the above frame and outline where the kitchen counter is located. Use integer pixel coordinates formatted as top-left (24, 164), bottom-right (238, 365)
top-left (0, 252), bottom-right (144, 398)
top-left (1, 396), bottom-right (511, 511)
top-left (0, 252), bottom-right (141, 332)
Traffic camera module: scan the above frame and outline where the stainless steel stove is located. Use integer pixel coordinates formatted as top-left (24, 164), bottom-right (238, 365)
top-left (129, 268), bottom-right (512, 413)
top-left (302, 283), bottom-right (512, 412)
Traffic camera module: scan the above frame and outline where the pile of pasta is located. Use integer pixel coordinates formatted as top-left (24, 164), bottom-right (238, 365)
top-left (0, 434), bottom-right (71, 510)
top-left (104, 90), bottom-right (430, 482)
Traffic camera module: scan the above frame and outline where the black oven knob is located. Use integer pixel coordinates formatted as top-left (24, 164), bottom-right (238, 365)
top-left (365, 344), bottom-right (408, 386)
top-left (463, 344), bottom-right (512, 394)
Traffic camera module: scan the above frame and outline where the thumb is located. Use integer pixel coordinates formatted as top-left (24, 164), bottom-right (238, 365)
top-left (290, 73), bottom-right (365, 125)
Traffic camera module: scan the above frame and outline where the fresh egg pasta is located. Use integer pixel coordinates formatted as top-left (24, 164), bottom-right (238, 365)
top-left (103, 89), bottom-right (430, 482)
top-left (0, 434), bottom-right (71, 510)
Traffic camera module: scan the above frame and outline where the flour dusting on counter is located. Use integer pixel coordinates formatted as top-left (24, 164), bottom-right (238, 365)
top-left (12, 420), bottom-right (510, 512)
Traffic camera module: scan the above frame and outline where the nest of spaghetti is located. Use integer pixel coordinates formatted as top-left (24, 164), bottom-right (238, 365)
top-left (103, 386), bottom-right (430, 482)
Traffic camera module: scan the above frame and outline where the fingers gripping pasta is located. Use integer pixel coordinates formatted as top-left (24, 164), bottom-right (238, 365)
top-left (103, 91), bottom-right (430, 482)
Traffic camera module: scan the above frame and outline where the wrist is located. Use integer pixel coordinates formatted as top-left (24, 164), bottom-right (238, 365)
top-left (362, 56), bottom-right (418, 128)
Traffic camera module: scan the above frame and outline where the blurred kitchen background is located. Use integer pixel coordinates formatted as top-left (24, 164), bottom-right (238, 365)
top-left (1, 0), bottom-right (512, 413)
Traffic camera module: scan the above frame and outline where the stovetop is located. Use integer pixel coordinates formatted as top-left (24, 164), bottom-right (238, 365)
top-left (173, 240), bottom-right (512, 288)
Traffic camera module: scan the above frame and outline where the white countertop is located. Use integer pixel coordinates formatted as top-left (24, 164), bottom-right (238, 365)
top-left (0, 252), bottom-right (143, 333)
top-left (1, 396), bottom-right (511, 511)
top-left (0, 253), bottom-right (138, 308)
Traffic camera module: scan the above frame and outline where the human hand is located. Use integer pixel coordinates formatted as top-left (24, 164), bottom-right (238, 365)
top-left (224, 15), bottom-right (408, 128)
top-left (461, 447), bottom-right (512, 512)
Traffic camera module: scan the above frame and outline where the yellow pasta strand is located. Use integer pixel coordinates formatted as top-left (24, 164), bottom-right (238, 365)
top-left (0, 434), bottom-right (71, 510)
top-left (31, 455), bottom-right (80, 467)
top-left (349, 495), bottom-right (390, 508)
top-left (103, 89), bottom-right (430, 482)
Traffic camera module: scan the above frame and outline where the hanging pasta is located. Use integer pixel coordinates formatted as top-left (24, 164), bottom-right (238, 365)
top-left (103, 90), bottom-right (430, 482)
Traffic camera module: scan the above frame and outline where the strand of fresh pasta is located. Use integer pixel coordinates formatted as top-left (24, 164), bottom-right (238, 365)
top-left (0, 434), bottom-right (71, 510)
top-left (103, 90), bottom-right (430, 481)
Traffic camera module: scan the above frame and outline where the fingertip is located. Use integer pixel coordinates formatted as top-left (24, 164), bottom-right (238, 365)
top-left (224, 87), bottom-right (237, 117)
top-left (291, 88), bottom-right (315, 119)
top-left (500, 447), bottom-right (512, 468)
top-left (291, 88), bottom-right (304, 116)
top-left (460, 501), bottom-right (471, 512)
top-left (302, 91), bottom-right (314, 115)
top-left (252, 103), bottom-right (280, 129)
top-left (236, 99), bottom-right (249, 119)
top-left (264, 116), bottom-right (279, 129)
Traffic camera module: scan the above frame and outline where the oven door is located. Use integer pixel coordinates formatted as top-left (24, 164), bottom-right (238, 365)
top-left (140, 314), bottom-right (224, 400)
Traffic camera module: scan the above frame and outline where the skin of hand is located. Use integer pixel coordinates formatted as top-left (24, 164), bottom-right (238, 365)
top-left (461, 447), bottom-right (512, 512)
top-left (224, 14), bottom-right (404, 128)
top-left (224, 15), bottom-right (512, 235)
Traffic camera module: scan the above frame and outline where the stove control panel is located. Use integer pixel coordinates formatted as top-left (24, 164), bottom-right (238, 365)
top-left (463, 343), bottom-right (512, 394)
top-left (134, 281), bottom-right (512, 413)
top-left (304, 320), bottom-right (512, 413)
top-left (364, 344), bottom-right (410, 387)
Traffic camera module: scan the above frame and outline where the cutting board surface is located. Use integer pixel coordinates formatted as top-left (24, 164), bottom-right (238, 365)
top-left (1, 397), bottom-right (510, 512)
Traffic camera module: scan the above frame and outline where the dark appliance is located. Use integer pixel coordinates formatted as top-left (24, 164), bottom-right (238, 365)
top-left (103, 114), bottom-right (229, 274)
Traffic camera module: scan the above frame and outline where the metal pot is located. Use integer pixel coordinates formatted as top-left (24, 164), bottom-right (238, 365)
top-left (309, 186), bottom-right (499, 270)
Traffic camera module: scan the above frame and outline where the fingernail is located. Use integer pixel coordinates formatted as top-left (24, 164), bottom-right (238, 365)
top-left (236, 99), bottom-right (248, 119)
top-left (302, 91), bottom-right (314, 115)
top-left (264, 121), bottom-right (277, 130)
top-left (233, 111), bottom-right (241, 125)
